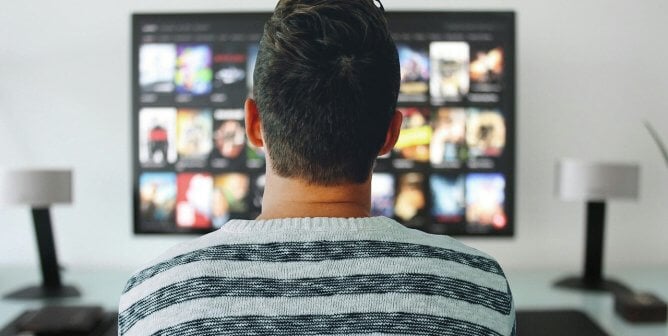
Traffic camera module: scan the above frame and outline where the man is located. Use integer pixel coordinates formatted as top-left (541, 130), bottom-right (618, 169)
top-left (119, 0), bottom-right (516, 335)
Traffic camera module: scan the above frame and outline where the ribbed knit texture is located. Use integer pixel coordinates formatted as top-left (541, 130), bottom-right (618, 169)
top-left (118, 217), bottom-right (516, 335)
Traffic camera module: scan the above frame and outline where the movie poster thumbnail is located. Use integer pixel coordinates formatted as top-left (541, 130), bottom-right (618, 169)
top-left (430, 174), bottom-right (465, 224)
top-left (211, 43), bottom-right (248, 106)
top-left (430, 108), bottom-right (467, 168)
top-left (175, 44), bottom-right (213, 96)
top-left (246, 44), bottom-right (259, 96)
top-left (139, 173), bottom-right (177, 227)
top-left (249, 173), bottom-right (266, 218)
top-left (176, 173), bottom-right (213, 229)
top-left (139, 108), bottom-right (178, 167)
top-left (430, 42), bottom-right (470, 104)
top-left (211, 173), bottom-right (250, 228)
top-left (466, 109), bottom-right (506, 159)
top-left (246, 139), bottom-right (266, 169)
top-left (465, 173), bottom-right (507, 231)
top-left (397, 44), bottom-right (430, 102)
top-left (176, 109), bottom-right (213, 169)
top-left (210, 109), bottom-right (246, 170)
top-left (394, 172), bottom-right (430, 230)
top-left (469, 46), bottom-right (504, 92)
top-left (139, 44), bottom-right (176, 93)
top-left (371, 173), bottom-right (394, 218)
top-left (393, 107), bottom-right (431, 165)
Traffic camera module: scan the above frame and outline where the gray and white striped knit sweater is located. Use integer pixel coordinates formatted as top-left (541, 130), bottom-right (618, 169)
top-left (118, 217), bottom-right (516, 336)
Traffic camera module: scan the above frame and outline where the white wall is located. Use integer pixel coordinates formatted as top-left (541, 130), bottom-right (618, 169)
top-left (1, 0), bottom-right (667, 272)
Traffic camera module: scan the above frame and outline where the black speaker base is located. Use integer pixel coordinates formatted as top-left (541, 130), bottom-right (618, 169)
top-left (516, 309), bottom-right (609, 336)
top-left (0, 310), bottom-right (117, 336)
top-left (555, 276), bottom-right (632, 295)
top-left (4, 284), bottom-right (81, 300)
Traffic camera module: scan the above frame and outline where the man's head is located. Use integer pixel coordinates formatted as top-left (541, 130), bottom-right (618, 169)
top-left (247, 0), bottom-right (401, 185)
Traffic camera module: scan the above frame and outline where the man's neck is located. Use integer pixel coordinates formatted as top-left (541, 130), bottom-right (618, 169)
top-left (257, 172), bottom-right (372, 220)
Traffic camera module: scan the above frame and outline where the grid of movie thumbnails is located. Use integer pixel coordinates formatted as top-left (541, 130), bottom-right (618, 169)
top-left (135, 17), bottom-right (513, 235)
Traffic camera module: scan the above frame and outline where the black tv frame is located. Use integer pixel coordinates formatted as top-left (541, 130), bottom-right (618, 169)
top-left (131, 11), bottom-right (516, 237)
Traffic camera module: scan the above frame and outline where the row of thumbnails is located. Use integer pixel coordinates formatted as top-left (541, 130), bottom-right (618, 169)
top-left (139, 171), bottom-right (508, 234)
top-left (138, 42), bottom-right (506, 106)
top-left (138, 106), bottom-right (508, 171)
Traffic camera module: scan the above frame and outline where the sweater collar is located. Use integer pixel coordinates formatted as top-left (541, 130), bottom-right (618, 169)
top-left (220, 216), bottom-right (399, 233)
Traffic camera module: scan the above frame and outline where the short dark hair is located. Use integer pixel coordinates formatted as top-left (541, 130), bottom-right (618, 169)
top-left (254, 0), bottom-right (400, 185)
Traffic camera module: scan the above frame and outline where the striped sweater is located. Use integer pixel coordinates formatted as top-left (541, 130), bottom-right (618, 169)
top-left (118, 217), bottom-right (516, 335)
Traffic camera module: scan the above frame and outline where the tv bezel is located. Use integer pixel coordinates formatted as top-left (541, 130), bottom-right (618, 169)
top-left (131, 11), bottom-right (516, 237)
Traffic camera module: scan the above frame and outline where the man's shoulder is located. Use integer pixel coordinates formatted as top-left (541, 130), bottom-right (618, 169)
top-left (120, 228), bottom-right (227, 294)
top-left (381, 219), bottom-right (508, 275)
top-left (392, 222), bottom-right (495, 257)
top-left (118, 228), bottom-right (231, 335)
top-left (394, 226), bottom-right (516, 334)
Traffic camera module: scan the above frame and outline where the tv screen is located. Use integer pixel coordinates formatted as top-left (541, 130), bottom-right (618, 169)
top-left (132, 12), bottom-right (515, 236)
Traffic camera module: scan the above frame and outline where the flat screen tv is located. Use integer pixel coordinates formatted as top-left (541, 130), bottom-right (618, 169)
top-left (132, 11), bottom-right (515, 236)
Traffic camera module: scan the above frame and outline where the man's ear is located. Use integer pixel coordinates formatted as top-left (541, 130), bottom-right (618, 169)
top-left (245, 98), bottom-right (264, 148)
top-left (378, 110), bottom-right (403, 156)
